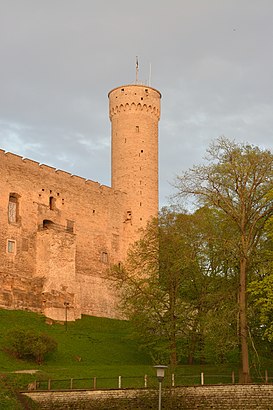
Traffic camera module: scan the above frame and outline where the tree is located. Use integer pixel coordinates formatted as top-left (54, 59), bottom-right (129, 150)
top-left (176, 137), bottom-right (273, 382)
top-left (110, 206), bottom-right (239, 368)
top-left (248, 213), bottom-right (273, 343)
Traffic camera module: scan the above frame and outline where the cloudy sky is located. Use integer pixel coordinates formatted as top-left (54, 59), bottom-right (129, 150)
top-left (1, 1), bottom-right (273, 206)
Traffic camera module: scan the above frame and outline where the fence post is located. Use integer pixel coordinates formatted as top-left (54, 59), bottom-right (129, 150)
top-left (172, 373), bottom-right (175, 387)
top-left (93, 377), bottom-right (97, 390)
top-left (232, 371), bottom-right (235, 384)
top-left (265, 370), bottom-right (268, 383)
top-left (118, 376), bottom-right (122, 389)
top-left (144, 374), bottom-right (148, 388)
top-left (70, 378), bottom-right (73, 389)
top-left (48, 379), bottom-right (51, 390)
top-left (201, 372), bottom-right (204, 385)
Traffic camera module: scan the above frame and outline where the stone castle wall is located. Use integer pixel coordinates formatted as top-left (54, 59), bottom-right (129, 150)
top-left (0, 84), bottom-right (161, 320)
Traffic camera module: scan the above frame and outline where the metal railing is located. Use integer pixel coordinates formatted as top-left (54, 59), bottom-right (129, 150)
top-left (28, 371), bottom-right (273, 391)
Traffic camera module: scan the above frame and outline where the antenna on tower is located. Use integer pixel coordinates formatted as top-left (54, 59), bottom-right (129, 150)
top-left (148, 63), bottom-right (152, 86)
top-left (135, 56), bottom-right (139, 84)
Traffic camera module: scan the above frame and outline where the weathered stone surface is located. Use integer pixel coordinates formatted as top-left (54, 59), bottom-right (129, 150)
top-left (0, 84), bottom-right (161, 320)
top-left (23, 385), bottom-right (273, 409)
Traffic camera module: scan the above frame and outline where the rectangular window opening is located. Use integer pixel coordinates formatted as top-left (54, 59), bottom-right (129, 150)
top-left (8, 194), bottom-right (19, 223)
top-left (7, 240), bottom-right (16, 254)
top-left (101, 252), bottom-right (108, 264)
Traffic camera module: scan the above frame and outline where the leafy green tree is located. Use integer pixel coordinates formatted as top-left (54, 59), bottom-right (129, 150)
top-left (248, 214), bottom-right (273, 342)
top-left (4, 328), bottom-right (57, 364)
top-left (110, 206), bottom-right (239, 368)
top-left (176, 137), bottom-right (273, 382)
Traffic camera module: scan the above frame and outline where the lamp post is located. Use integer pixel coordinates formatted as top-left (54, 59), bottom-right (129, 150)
top-left (154, 365), bottom-right (168, 410)
top-left (64, 301), bottom-right (70, 331)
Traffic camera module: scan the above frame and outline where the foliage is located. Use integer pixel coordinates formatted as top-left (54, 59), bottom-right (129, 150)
top-left (176, 137), bottom-right (273, 382)
top-left (109, 206), bottom-right (241, 368)
top-left (4, 328), bottom-right (57, 364)
top-left (248, 215), bottom-right (273, 342)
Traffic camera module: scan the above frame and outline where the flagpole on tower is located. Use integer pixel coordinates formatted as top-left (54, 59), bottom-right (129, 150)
top-left (135, 56), bottom-right (139, 84)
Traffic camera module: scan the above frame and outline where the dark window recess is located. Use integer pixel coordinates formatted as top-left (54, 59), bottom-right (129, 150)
top-left (49, 196), bottom-right (56, 210)
top-left (66, 220), bottom-right (74, 233)
top-left (43, 220), bottom-right (54, 229)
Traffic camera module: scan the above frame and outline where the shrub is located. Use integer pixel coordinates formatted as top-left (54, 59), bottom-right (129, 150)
top-left (4, 328), bottom-right (57, 364)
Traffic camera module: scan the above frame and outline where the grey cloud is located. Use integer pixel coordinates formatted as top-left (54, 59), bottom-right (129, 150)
top-left (0, 0), bottom-right (273, 206)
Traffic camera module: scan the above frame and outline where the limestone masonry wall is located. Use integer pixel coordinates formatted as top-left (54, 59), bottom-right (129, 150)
top-left (23, 384), bottom-right (273, 409)
top-left (0, 84), bottom-right (161, 320)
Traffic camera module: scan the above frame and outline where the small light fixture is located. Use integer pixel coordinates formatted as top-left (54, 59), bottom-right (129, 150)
top-left (154, 365), bottom-right (168, 410)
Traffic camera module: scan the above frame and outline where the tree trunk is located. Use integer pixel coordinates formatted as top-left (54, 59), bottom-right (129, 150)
top-left (239, 256), bottom-right (251, 383)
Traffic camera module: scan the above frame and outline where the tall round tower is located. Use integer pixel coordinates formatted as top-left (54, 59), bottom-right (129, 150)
top-left (109, 84), bottom-right (161, 234)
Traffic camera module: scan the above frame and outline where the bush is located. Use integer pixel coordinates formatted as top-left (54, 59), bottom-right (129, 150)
top-left (4, 328), bottom-right (57, 364)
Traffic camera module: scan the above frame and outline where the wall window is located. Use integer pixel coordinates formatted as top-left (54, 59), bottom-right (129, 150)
top-left (66, 220), bottom-right (74, 233)
top-left (7, 240), bottom-right (16, 254)
top-left (101, 252), bottom-right (108, 264)
top-left (8, 194), bottom-right (19, 223)
top-left (49, 196), bottom-right (56, 210)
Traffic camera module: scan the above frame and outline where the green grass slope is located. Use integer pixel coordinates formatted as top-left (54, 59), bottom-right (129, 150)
top-left (0, 309), bottom-right (152, 379)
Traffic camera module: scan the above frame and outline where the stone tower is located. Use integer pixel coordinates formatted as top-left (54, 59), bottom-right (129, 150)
top-left (109, 84), bottom-right (161, 238)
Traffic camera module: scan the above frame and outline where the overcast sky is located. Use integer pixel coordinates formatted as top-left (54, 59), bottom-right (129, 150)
top-left (1, 1), bottom-right (273, 207)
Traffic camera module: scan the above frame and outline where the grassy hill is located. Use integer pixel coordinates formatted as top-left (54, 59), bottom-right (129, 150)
top-left (0, 309), bottom-right (153, 409)
top-left (1, 308), bottom-right (273, 409)
top-left (0, 309), bottom-right (152, 377)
